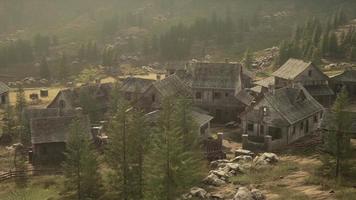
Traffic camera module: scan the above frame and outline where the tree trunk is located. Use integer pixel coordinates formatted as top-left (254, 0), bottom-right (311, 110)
top-left (335, 131), bottom-right (341, 178)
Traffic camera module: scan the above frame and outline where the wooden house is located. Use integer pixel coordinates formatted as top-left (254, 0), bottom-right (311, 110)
top-left (190, 62), bottom-right (254, 122)
top-left (241, 84), bottom-right (324, 151)
top-left (0, 82), bottom-right (10, 106)
top-left (30, 113), bottom-right (90, 165)
top-left (119, 77), bottom-right (154, 102)
top-left (255, 59), bottom-right (334, 107)
top-left (138, 74), bottom-right (192, 112)
top-left (329, 68), bottom-right (356, 101)
top-left (47, 83), bottom-right (112, 115)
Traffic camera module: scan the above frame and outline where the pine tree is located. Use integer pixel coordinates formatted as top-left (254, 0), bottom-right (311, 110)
top-left (144, 98), bottom-right (206, 199)
top-left (1, 105), bottom-right (15, 145)
top-left (58, 53), bottom-right (68, 81)
top-left (328, 32), bottom-right (339, 58)
top-left (39, 57), bottom-right (50, 79)
top-left (324, 87), bottom-right (352, 178)
top-left (311, 47), bottom-right (322, 64)
top-left (243, 49), bottom-right (253, 69)
top-left (63, 119), bottom-right (102, 200)
top-left (350, 46), bottom-right (356, 61)
top-left (15, 85), bottom-right (28, 145)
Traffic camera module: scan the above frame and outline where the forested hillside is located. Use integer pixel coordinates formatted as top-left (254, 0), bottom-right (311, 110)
top-left (0, 0), bottom-right (356, 78)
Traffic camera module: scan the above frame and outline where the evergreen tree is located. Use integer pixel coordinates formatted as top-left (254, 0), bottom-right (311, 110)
top-left (63, 119), bottom-right (102, 200)
top-left (328, 32), bottom-right (339, 58)
top-left (15, 85), bottom-right (28, 145)
top-left (243, 49), bottom-right (253, 69)
top-left (324, 87), bottom-right (352, 178)
top-left (311, 47), bottom-right (322, 64)
top-left (39, 57), bottom-right (50, 79)
top-left (1, 105), bottom-right (15, 145)
top-left (349, 46), bottom-right (356, 61)
top-left (144, 98), bottom-right (205, 199)
top-left (58, 53), bottom-right (68, 81)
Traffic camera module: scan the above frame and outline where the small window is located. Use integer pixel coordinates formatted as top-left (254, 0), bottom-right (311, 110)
top-left (196, 92), bottom-right (202, 99)
top-left (314, 115), bottom-right (318, 123)
top-left (151, 94), bottom-right (156, 102)
top-left (300, 122), bottom-right (304, 131)
top-left (59, 100), bottom-right (66, 109)
top-left (225, 92), bottom-right (229, 97)
top-left (247, 123), bottom-right (254, 132)
top-left (213, 92), bottom-right (221, 99)
top-left (260, 125), bottom-right (264, 135)
top-left (308, 70), bottom-right (312, 77)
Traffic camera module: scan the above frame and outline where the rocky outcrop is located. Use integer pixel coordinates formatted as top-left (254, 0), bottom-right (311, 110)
top-left (233, 187), bottom-right (266, 200)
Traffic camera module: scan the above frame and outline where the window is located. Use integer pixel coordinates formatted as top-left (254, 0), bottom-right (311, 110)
top-left (195, 92), bottom-right (202, 99)
top-left (59, 100), bottom-right (66, 109)
top-left (268, 127), bottom-right (282, 140)
top-left (213, 92), bottom-right (221, 100)
top-left (292, 126), bottom-right (296, 135)
top-left (247, 123), bottom-right (254, 132)
top-left (305, 120), bottom-right (309, 133)
top-left (320, 112), bottom-right (323, 119)
top-left (151, 94), bottom-right (156, 102)
top-left (260, 125), bottom-right (265, 135)
top-left (225, 92), bottom-right (229, 97)
top-left (308, 70), bottom-right (312, 77)
top-left (314, 115), bottom-right (318, 123)
top-left (300, 122), bottom-right (304, 131)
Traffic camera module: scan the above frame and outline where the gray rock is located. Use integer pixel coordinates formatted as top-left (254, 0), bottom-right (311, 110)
top-left (234, 187), bottom-right (254, 200)
top-left (235, 149), bottom-right (255, 157)
top-left (190, 187), bottom-right (208, 199)
top-left (251, 189), bottom-right (266, 200)
top-left (230, 155), bottom-right (253, 163)
top-left (203, 173), bottom-right (226, 186)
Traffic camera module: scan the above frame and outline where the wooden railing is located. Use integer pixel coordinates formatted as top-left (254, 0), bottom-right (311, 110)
top-left (0, 168), bottom-right (62, 182)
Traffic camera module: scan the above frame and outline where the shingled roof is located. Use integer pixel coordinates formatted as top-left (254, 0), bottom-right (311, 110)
top-left (255, 77), bottom-right (275, 88)
top-left (192, 62), bottom-right (246, 89)
top-left (0, 82), bottom-right (9, 94)
top-left (120, 77), bottom-right (154, 93)
top-left (153, 74), bottom-right (192, 97)
top-left (31, 115), bottom-right (90, 144)
top-left (263, 84), bottom-right (324, 125)
top-left (330, 69), bottom-right (356, 82)
top-left (273, 58), bottom-right (313, 80)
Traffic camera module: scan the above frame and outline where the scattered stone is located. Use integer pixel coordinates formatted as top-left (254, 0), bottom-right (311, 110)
top-left (234, 187), bottom-right (254, 200)
top-left (251, 189), bottom-right (266, 200)
top-left (253, 152), bottom-right (279, 167)
top-left (203, 173), bottom-right (226, 186)
top-left (190, 187), bottom-right (208, 199)
top-left (230, 155), bottom-right (253, 163)
top-left (235, 149), bottom-right (255, 157)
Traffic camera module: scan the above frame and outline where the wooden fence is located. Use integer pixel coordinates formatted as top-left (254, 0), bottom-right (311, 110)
top-left (0, 168), bottom-right (62, 182)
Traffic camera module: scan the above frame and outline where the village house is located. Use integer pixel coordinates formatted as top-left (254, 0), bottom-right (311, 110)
top-left (255, 58), bottom-right (334, 107)
top-left (29, 109), bottom-right (91, 165)
top-left (241, 84), bottom-right (324, 151)
top-left (329, 68), bottom-right (356, 101)
top-left (190, 62), bottom-right (254, 122)
top-left (47, 82), bottom-right (112, 115)
top-left (137, 74), bottom-right (192, 112)
top-left (118, 77), bottom-right (154, 102)
top-left (0, 81), bottom-right (10, 106)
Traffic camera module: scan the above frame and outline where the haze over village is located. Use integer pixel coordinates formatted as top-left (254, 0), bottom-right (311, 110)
top-left (0, 0), bottom-right (356, 199)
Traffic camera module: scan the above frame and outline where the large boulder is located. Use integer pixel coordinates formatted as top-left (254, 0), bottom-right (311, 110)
top-left (235, 149), bottom-right (255, 157)
top-left (230, 155), bottom-right (253, 163)
top-left (203, 173), bottom-right (226, 186)
top-left (253, 152), bottom-right (279, 167)
top-left (233, 187), bottom-right (254, 200)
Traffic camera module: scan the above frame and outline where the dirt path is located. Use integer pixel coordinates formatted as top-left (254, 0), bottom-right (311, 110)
top-left (265, 156), bottom-right (336, 200)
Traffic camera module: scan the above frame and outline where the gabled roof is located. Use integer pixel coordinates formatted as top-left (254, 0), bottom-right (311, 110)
top-left (0, 82), bottom-right (10, 94)
top-left (330, 69), bottom-right (356, 82)
top-left (31, 115), bottom-right (91, 144)
top-left (255, 76), bottom-right (275, 88)
top-left (192, 62), bottom-right (244, 89)
top-left (153, 74), bottom-right (192, 97)
top-left (272, 58), bottom-right (313, 80)
top-left (263, 84), bottom-right (324, 124)
top-left (119, 77), bottom-right (154, 93)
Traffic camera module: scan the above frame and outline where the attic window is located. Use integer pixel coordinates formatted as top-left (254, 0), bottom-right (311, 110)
top-left (308, 70), bottom-right (312, 77)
